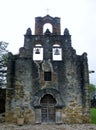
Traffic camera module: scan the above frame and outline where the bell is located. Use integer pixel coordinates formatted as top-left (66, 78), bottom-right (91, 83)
top-left (35, 48), bottom-right (40, 54)
top-left (54, 48), bottom-right (60, 55)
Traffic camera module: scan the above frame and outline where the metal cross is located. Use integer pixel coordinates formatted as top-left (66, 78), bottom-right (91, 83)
top-left (46, 8), bottom-right (50, 14)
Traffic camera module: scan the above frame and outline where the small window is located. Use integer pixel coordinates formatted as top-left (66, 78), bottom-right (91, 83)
top-left (44, 72), bottom-right (51, 81)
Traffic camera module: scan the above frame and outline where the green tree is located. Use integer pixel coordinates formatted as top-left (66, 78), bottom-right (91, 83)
top-left (89, 84), bottom-right (96, 93)
top-left (0, 41), bottom-right (8, 88)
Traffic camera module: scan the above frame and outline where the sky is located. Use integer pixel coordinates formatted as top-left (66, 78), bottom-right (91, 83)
top-left (0, 0), bottom-right (96, 85)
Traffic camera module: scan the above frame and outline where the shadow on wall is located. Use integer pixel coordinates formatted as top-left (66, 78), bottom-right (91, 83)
top-left (0, 88), bottom-right (6, 113)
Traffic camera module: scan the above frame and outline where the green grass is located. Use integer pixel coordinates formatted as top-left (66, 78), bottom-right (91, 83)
top-left (91, 108), bottom-right (96, 124)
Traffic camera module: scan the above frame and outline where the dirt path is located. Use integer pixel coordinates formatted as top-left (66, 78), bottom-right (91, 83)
top-left (0, 123), bottom-right (96, 130)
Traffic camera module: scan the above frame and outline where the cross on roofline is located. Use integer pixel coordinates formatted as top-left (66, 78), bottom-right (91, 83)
top-left (46, 8), bottom-right (50, 14)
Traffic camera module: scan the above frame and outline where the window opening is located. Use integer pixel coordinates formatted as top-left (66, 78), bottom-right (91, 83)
top-left (44, 71), bottom-right (51, 81)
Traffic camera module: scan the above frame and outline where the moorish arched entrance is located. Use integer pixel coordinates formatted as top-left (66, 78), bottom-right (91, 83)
top-left (33, 88), bottom-right (64, 124)
top-left (40, 94), bottom-right (56, 123)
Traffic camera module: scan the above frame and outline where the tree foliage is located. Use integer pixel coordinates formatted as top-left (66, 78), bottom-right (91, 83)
top-left (0, 41), bottom-right (8, 88)
top-left (89, 84), bottom-right (96, 93)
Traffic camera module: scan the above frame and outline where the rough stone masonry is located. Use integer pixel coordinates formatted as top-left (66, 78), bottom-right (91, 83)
top-left (5, 15), bottom-right (90, 124)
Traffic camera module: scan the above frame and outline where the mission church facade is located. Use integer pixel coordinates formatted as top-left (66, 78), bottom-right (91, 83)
top-left (5, 15), bottom-right (90, 124)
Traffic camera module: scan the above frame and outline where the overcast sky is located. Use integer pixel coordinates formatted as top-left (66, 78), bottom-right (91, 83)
top-left (0, 0), bottom-right (96, 85)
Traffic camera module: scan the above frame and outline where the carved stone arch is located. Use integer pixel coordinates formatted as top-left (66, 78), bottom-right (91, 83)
top-left (33, 88), bottom-right (64, 123)
top-left (35, 15), bottom-right (61, 35)
top-left (42, 60), bottom-right (53, 72)
top-left (32, 88), bottom-right (64, 108)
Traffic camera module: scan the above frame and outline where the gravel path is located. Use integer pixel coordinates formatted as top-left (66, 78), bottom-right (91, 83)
top-left (0, 123), bottom-right (96, 130)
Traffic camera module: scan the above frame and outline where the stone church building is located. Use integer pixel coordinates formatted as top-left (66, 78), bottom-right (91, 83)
top-left (5, 15), bottom-right (90, 124)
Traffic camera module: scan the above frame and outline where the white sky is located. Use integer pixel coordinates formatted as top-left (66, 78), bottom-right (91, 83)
top-left (0, 0), bottom-right (96, 85)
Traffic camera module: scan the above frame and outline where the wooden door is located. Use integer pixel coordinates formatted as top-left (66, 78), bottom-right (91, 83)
top-left (40, 94), bottom-right (56, 123)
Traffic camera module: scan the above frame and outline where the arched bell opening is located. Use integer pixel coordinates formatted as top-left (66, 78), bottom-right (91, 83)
top-left (43, 23), bottom-right (53, 34)
top-left (52, 44), bottom-right (62, 61)
top-left (33, 44), bottom-right (43, 61)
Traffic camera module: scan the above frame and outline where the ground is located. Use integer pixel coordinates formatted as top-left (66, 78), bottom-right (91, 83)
top-left (0, 123), bottom-right (96, 130)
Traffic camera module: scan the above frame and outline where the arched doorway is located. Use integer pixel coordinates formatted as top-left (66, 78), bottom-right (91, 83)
top-left (40, 94), bottom-right (56, 123)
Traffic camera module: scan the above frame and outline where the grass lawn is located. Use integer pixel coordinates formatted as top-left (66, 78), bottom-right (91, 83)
top-left (91, 108), bottom-right (96, 124)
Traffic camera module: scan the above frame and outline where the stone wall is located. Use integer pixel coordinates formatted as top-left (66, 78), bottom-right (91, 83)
top-left (0, 88), bottom-right (6, 113)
